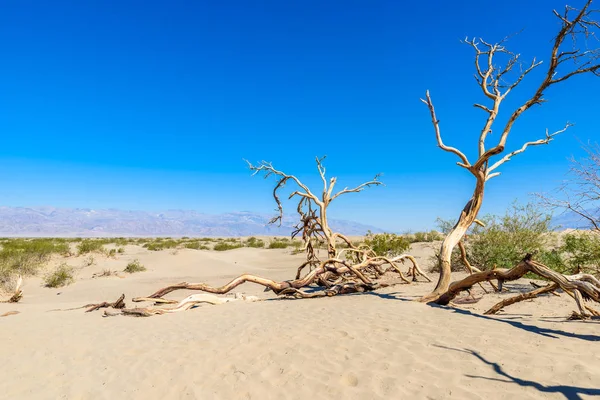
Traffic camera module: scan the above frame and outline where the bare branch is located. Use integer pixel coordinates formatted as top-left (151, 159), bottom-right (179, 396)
top-left (330, 174), bottom-right (383, 201)
top-left (421, 91), bottom-right (471, 167)
top-left (537, 141), bottom-right (600, 232)
top-left (485, 123), bottom-right (573, 180)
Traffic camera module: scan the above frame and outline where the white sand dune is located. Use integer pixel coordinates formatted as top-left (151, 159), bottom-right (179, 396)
top-left (1, 244), bottom-right (599, 399)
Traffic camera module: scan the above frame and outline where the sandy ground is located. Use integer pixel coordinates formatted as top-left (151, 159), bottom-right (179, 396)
top-left (0, 242), bottom-right (599, 399)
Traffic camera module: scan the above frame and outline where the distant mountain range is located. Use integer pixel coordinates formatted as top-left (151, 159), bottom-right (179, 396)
top-left (0, 206), bottom-right (384, 237)
top-left (551, 208), bottom-right (599, 230)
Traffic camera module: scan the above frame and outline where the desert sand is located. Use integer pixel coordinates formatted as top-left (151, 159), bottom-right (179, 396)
top-left (0, 242), bottom-right (598, 399)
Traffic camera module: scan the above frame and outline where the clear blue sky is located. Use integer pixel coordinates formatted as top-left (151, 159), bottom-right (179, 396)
top-left (0, 0), bottom-right (598, 232)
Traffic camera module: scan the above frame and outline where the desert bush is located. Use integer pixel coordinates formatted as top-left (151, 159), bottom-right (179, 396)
top-left (82, 255), bottom-right (95, 267)
top-left (124, 259), bottom-right (146, 273)
top-left (213, 242), bottom-right (242, 251)
top-left (466, 203), bottom-right (554, 270)
top-left (117, 247), bottom-right (125, 254)
top-left (364, 231), bottom-right (410, 257)
top-left (0, 239), bottom-right (71, 287)
top-left (559, 232), bottom-right (600, 275)
top-left (184, 241), bottom-right (209, 250)
top-left (245, 237), bottom-right (265, 248)
top-left (44, 263), bottom-right (75, 288)
top-left (77, 239), bottom-right (105, 254)
top-left (428, 230), bottom-right (444, 241)
top-left (144, 239), bottom-right (179, 251)
top-left (430, 203), bottom-right (566, 273)
top-left (413, 232), bottom-right (428, 243)
top-left (1, 238), bottom-right (70, 258)
top-left (268, 240), bottom-right (289, 249)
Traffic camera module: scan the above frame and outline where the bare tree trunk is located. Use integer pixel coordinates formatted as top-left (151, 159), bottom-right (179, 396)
top-left (319, 206), bottom-right (337, 258)
top-left (428, 175), bottom-right (485, 300)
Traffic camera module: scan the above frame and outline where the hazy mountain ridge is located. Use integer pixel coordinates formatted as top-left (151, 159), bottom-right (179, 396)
top-left (551, 208), bottom-right (599, 230)
top-left (0, 206), bottom-right (384, 237)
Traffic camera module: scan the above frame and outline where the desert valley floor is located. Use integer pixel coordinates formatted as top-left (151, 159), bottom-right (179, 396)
top-left (0, 242), bottom-right (599, 399)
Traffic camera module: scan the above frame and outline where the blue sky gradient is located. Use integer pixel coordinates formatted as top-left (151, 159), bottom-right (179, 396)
top-left (0, 0), bottom-right (599, 231)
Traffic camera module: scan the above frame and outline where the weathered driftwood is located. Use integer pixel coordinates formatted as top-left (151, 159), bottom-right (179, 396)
top-left (84, 294), bottom-right (126, 313)
top-left (143, 254), bottom-right (423, 302)
top-left (436, 255), bottom-right (600, 318)
top-left (1, 276), bottom-right (23, 304)
top-left (484, 283), bottom-right (559, 315)
top-left (106, 293), bottom-right (261, 317)
top-left (0, 311), bottom-right (19, 317)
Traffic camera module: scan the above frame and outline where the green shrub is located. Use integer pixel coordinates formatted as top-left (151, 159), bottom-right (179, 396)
top-left (268, 241), bottom-right (289, 249)
top-left (124, 259), bottom-right (146, 273)
top-left (184, 241), bottom-right (209, 250)
top-left (245, 237), bottom-right (265, 248)
top-left (117, 247), bottom-right (125, 254)
top-left (466, 203), bottom-right (552, 270)
top-left (559, 232), bottom-right (600, 274)
top-left (77, 240), bottom-right (105, 254)
top-left (44, 263), bottom-right (75, 288)
top-left (364, 231), bottom-right (410, 257)
top-left (428, 230), bottom-right (444, 241)
top-left (1, 238), bottom-right (70, 258)
top-left (0, 239), bottom-right (72, 287)
top-left (144, 239), bottom-right (179, 251)
top-left (213, 242), bottom-right (242, 251)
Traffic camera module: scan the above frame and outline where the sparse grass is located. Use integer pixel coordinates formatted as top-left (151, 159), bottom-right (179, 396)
top-left (0, 238), bottom-right (72, 288)
top-left (213, 242), bottom-right (242, 251)
top-left (77, 239), bottom-right (106, 255)
top-left (124, 259), bottom-right (146, 273)
top-left (107, 248), bottom-right (117, 258)
top-left (82, 255), bottom-right (95, 267)
top-left (44, 263), bottom-right (75, 288)
top-left (92, 269), bottom-right (116, 278)
top-left (117, 247), bottom-right (125, 254)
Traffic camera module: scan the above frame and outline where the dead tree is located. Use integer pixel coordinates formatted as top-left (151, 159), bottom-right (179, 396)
top-left (248, 157), bottom-right (381, 260)
top-left (421, 1), bottom-right (600, 301)
top-left (435, 254), bottom-right (600, 319)
top-left (247, 156), bottom-right (385, 283)
top-left (539, 142), bottom-right (600, 232)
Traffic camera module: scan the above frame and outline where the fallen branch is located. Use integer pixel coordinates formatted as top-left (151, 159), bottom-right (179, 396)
top-left (1, 276), bottom-right (23, 304)
top-left (143, 254), bottom-right (421, 301)
top-left (0, 311), bottom-right (19, 317)
top-left (109, 293), bottom-right (261, 317)
top-left (435, 254), bottom-right (600, 319)
top-left (85, 294), bottom-right (126, 312)
top-left (50, 294), bottom-right (127, 313)
top-left (484, 283), bottom-right (559, 315)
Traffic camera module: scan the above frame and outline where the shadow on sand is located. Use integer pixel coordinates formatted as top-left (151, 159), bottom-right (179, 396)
top-left (435, 345), bottom-right (600, 400)
top-left (366, 290), bottom-right (600, 342)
